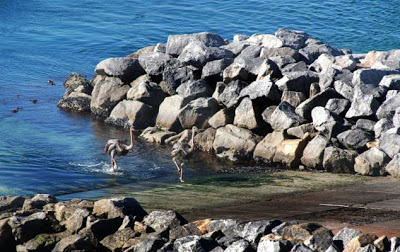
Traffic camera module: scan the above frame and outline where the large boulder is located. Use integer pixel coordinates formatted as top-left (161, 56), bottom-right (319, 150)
top-left (333, 227), bottom-right (362, 251)
top-left (273, 137), bottom-right (309, 168)
top-left (253, 131), bottom-right (285, 162)
top-left (95, 57), bottom-right (145, 84)
top-left (178, 97), bottom-right (220, 129)
top-left (379, 74), bottom-right (400, 90)
top-left (126, 81), bottom-right (165, 108)
top-left (0, 196), bottom-right (25, 213)
top-left (105, 100), bottom-right (155, 129)
top-left (345, 87), bottom-right (380, 119)
top-left (336, 129), bottom-right (374, 151)
top-left (269, 102), bottom-right (305, 131)
top-left (54, 199), bottom-right (93, 223)
top-left (354, 147), bottom-right (390, 176)
top-left (156, 95), bottom-right (185, 132)
top-left (58, 73), bottom-right (93, 112)
top-left (93, 197), bottom-right (147, 220)
top-left (352, 69), bottom-right (400, 86)
top-left (286, 123), bottom-right (315, 139)
top-left (138, 52), bottom-right (171, 76)
top-left (161, 64), bottom-right (194, 95)
top-left (377, 92), bottom-right (400, 120)
top-left (322, 146), bottom-right (357, 173)
top-left (311, 106), bottom-right (345, 139)
top-left (194, 128), bottom-right (216, 153)
top-left (240, 220), bottom-right (281, 245)
top-left (90, 75), bottom-right (130, 118)
top-left (379, 133), bottom-right (400, 158)
top-left (176, 79), bottom-right (213, 105)
top-left (239, 78), bottom-right (281, 102)
top-left (99, 227), bottom-right (137, 251)
top-left (208, 107), bottom-right (235, 129)
top-left (8, 212), bottom-right (54, 243)
top-left (374, 118), bottom-right (394, 138)
top-left (218, 80), bottom-right (246, 107)
top-left (202, 58), bottom-right (234, 83)
top-left (301, 135), bottom-right (330, 169)
top-left (275, 28), bottom-right (310, 49)
top-left (66, 208), bottom-right (91, 234)
top-left (299, 38), bottom-right (345, 64)
top-left (334, 80), bottom-right (354, 101)
top-left (234, 98), bottom-right (265, 130)
top-left (213, 124), bottom-right (262, 161)
top-left (166, 32), bottom-right (226, 56)
top-left (325, 98), bottom-right (350, 116)
top-left (281, 91), bottom-right (307, 108)
top-left (22, 194), bottom-right (57, 211)
top-left (52, 231), bottom-right (97, 252)
top-left (143, 210), bottom-right (187, 234)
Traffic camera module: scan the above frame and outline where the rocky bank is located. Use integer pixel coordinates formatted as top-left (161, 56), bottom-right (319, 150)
top-left (59, 28), bottom-right (400, 176)
top-left (1, 193), bottom-right (399, 252)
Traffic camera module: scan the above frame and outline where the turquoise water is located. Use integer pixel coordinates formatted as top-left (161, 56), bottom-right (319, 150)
top-left (1, 0), bottom-right (399, 197)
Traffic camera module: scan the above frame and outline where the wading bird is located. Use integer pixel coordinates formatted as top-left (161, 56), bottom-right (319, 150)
top-left (104, 126), bottom-right (134, 171)
top-left (171, 126), bottom-right (198, 182)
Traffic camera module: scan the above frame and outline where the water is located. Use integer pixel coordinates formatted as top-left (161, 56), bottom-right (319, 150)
top-left (1, 0), bottom-right (399, 198)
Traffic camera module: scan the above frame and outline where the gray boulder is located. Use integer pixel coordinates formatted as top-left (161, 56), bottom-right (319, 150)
top-left (334, 80), bottom-right (354, 101)
top-left (386, 154), bottom-right (400, 177)
top-left (269, 102), bottom-right (305, 131)
top-left (0, 195), bottom-right (24, 213)
top-left (202, 58), bottom-right (234, 82)
top-left (138, 52), bottom-right (171, 76)
top-left (8, 212), bottom-right (54, 243)
top-left (355, 119), bottom-right (376, 132)
top-left (352, 69), bottom-right (400, 86)
top-left (275, 71), bottom-right (319, 93)
top-left (260, 46), bottom-right (300, 62)
top-left (66, 208), bottom-right (90, 234)
top-left (127, 81), bottom-right (165, 108)
top-left (143, 210), bottom-right (187, 234)
top-left (379, 133), bottom-right (400, 158)
top-left (93, 197), bottom-right (147, 220)
top-left (234, 98), bottom-right (265, 130)
top-left (386, 90), bottom-right (400, 100)
top-left (354, 147), bottom-right (390, 176)
top-left (282, 61), bottom-right (308, 74)
top-left (62, 72), bottom-right (92, 95)
top-left (261, 105), bottom-right (278, 125)
top-left (247, 34), bottom-right (283, 48)
top-left (390, 237), bottom-right (400, 252)
top-left (132, 235), bottom-right (167, 252)
top-left (177, 79), bottom-right (213, 105)
top-left (377, 93), bottom-right (400, 120)
top-left (207, 219), bottom-right (238, 237)
top-left (287, 123), bottom-right (315, 139)
top-left (358, 244), bottom-right (378, 252)
top-left (345, 94), bottom-right (380, 119)
top-left (333, 227), bottom-right (362, 251)
top-left (374, 118), bottom-right (394, 138)
top-left (336, 129), bottom-right (374, 151)
top-left (301, 135), bottom-right (330, 169)
top-left (127, 45), bottom-right (156, 59)
top-left (224, 240), bottom-right (251, 252)
top-left (95, 57), bottom-right (145, 84)
top-left (90, 75), bottom-right (130, 118)
top-left (290, 242), bottom-right (314, 252)
top-left (166, 32), bottom-right (226, 56)
top-left (156, 95), bottom-right (185, 132)
top-left (379, 74), bottom-right (400, 90)
top-left (22, 194), bottom-right (57, 211)
top-left (84, 215), bottom-right (124, 241)
top-left (178, 97), bottom-right (220, 129)
top-left (311, 106), bottom-right (344, 139)
top-left (258, 239), bottom-right (293, 252)
top-left (323, 146), bottom-right (357, 173)
top-left (253, 131), bottom-right (286, 162)
top-left (275, 28), bottom-right (310, 49)
top-left (325, 98), bottom-right (350, 116)
top-left (281, 91), bottom-right (307, 108)
top-left (208, 107), bottom-right (235, 129)
top-left (221, 40), bottom-right (250, 56)
top-left (105, 100), bottom-right (155, 129)
top-left (161, 64), bottom-right (194, 95)
top-left (212, 82), bottom-right (226, 102)
top-left (58, 92), bottom-right (92, 112)
top-left (173, 236), bottom-right (217, 252)
top-left (99, 227), bottom-right (137, 251)
top-left (299, 38), bottom-right (345, 64)
top-left (169, 223), bottom-right (202, 242)
top-left (240, 220), bottom-right (281, 244)
top-left (222, 61), bottom-right (249, 83)
top-left (213, 124), bottom-right (262, 161)
top-left (239, 78), bottom-right (281, 102)
top-left (219, 80), bottom-right (247, 107)
top-left (154, 43), bottom-right (166, 53)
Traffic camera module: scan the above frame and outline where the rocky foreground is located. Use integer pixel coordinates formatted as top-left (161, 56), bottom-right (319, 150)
top-left (58, 28), bottom-right (400, 177)
top-left (0, 194), bottom-right (399, 252)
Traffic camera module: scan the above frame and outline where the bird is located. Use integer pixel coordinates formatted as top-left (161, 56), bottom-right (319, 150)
top-left (104, 126), bottom-right (135, 171)
top-left (171, 126), bottom-right (198, 182)
top-left (47, 80), bottom-right (55, 86)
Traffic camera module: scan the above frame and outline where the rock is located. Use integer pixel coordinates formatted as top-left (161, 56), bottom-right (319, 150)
top-left (173, 235), bottom-right (217, 252)
top-left (224, 239), bottom-right (251, 252)
top-left (269, 102), bottom-right (305, 131)
top-left (143, 210), bottom-right (187, 234)
top-left (0, 196), bottom-right (25, 213)
top-left (240, 220), bottom-right (281, 244)
top-left (166, 32), bottom-right (226, 56)
top-left (213, 124), bottom-right (262, 161)
top-left (386, 90), bottom-right (400, 100)
top-left (296, 88), bottom-right (342, 121)
top-left (126, 81), bottom-right (165, 108)
top-left (257, 239), bottom-right (293, 252)
top-left (276, 71), bottom-right (319, 94)
top-left (352, 69), bottom-right (400, 86)
top-left (344, 234), bottom-right (378, 252)
top-left (54, 199), bottom-right (93, 223)
top-left (280, 223), bottom-right (323, 242)
top-left (300, 38), bottom-right (345, 64)
top-left (119, 215), bottom-right (135, 230)
top-left (140, 128), bottom-right (176, 144)
top-left (95, 57), bottom-right (145, 84)
top-left (281, 91), bottom-right (307, 108)
top-left (0, 218), bottom-right (15, 252)
top-left (390, 237), bottom-right (400, 252)
top-left (256, 59), bottom-right (282, 80)
top-left (379, 74), bottom-right (400, 90)
top-left (58, 92), bottom-right (92, 112)
top-left (207, 219), bottom-right (238, 237)
top-left (131, 235), bottom-right (167, 252)
top-left (17, 233), bottom-right (61, 252)
top-left (178, 97), bottom-right (220, 129)
top-left (355, 119), bottom-right (376, 132)
top-left (253, 131), bottom-right (286, 162)
top-left (234, 98), bottom-right (265, 130)
top-left (202, 58), bottom-right (234, 83)
top-left (8, 212), bottom-right (54, 243)
top-left (154, 43), bottom-right (166, 53)
top-left (377, 93), bottom-right (400, 120)
top-left (161, 64), bottom-right (194, 95)
top-left (334, 80), bottom-right (354, 101)
top-left (208, 107), bottom-right (235, 129)
top-left (345, 84), bottom-right (382, 119)
top-left (337, 129), bottom-right (374, 151)
top-left (93, 197), bottom-right (147, 220)
top-left (66, 208), bottom-right (90, 234)
top-left (301, 135), bottom-right (330, 169)
top-left (219, 80), bottom-right (246, 107)
top-left (287, 123), bottom-right (315, 139)
top-left (356, 244), bottom-right (378, 252)
top-left (52, 232), bottom-right (97, 252)
top-left (290, 242), bottom-right (314, 252)
top-left (333, 227), bottom-right (363, 251)
top-left (374, 118), bottom-right (394, 138)
top-left (374, 236), bottom-right (389, 252)
top-left (222, 61), bottom-right (249, 83)
top-left (261, 105), bottom-right (278, 125)
top-left (84, 215), bottom-right (123, 241)
top-left (323, 146), bottom-right (357, 173)
top-left (273, 137), bottom-right (309, 168)
top-left (379, 133), bottom-right (400, 158)
top-left (304, 227), bottom-right (333, 252)
top-left (62, 72), bottom-right (92, 94)
top-left (105, 100), bottom-right (155, 129)
top-left (213, 82), bottom-right (226, 102)
top-left (176, 79), bottom-right (213, 105)
top-left (221, 40), bottom-right (250, 56)
top-left (385, 154), bottom-right (400, 177)
top-left (90, 75), bottom-right (130, 118)
top-left (248, 34), bottom-right (283, 48)
top-left (354, 147), bottom-right (390, 176)
top-left (194, 128), bottom-right (216, 153)
top-left (239, 78), bottom-right (281, 102)
top-left (127, 45), bottom-right (156, 59)
top-left (325, 98), bottom-right (350, 116)
top-left (138, 52), bottom-right (171, 76)
top-left (100, 227), bottom-right (137, 251)
top-left (169, 223), bottom-right (202, 241)
top-left (156, 95), bottom-right (185, 132)
top-left (275, 28), bottom-right (310, 49)
top-left (260, 46), bottom-right (300, 62)
top-left (312, 106), bottom-right (345, 139)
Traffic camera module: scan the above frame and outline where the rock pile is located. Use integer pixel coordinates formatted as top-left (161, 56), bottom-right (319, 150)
top-left (59, 29), bottom-right (400, 177)
top-left (0, 194), bottom-right (397, 252)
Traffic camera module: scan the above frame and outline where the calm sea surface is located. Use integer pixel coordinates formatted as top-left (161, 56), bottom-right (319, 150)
top-left (1, 0), bottom-right (399, 198)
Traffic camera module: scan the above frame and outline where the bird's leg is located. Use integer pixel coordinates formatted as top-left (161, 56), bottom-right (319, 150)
top-left (110, 150), bottom-right (118, 172)
top-left (172, 157), bottom-right (181, 175)
top-left (179, 164), bottom-right (185, 183)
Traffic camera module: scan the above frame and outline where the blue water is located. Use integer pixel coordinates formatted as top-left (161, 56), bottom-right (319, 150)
top-left (1, 0), bottom-right (400, 198)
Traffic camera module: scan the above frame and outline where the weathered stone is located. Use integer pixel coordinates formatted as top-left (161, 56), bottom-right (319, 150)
top-left (234, 98), bottom-right (265, 130)
top-left (345, 95), bottom-right (379, 119)
top-left (219, 80), bottom-right (246, 107)
top-left (90, 75), bottom-right (130, 118)
top-left (273, 137), bottom-right (309, 168)
top-left (304, 227), bottom-right (333, 252)
top-left (8, 212), bottom-right (54, 243)
top-left (270, 102), bottom-right (305, 131)
top-left (275, 28), bottom-right (310, 49)
top-left (178, 97), bottom-right (219, 129)
top-left (169, 223), bottom-right (202, 242)
top-left (222, 62), bottom-right (249, 83)
top-left (337, 129), bottom-right (374, 151)
top-left (282, 62), bottom-right (308, 74)
top-left (62, 72), bottom-right (92, 94)
top-left (260, 47), bottom-right (300, 62)
top-left (52, 231), bottom-right (97, 252)
top-left (206, 219), bottom-right (238, 237)
top-left (240, 220), bottom-right (281, 244)
top-left (281, 91), bottom-right (306, 108)
top-left (194, 128), bottom-right (216, 153)
top-left (333, 227), bottom-right (363, 251)
top-left (385, 154), bottom-right (400, 177)
top-left (224, 239), bottom-right (251, 252)
top-left (354, 147), bottom-right (390, 176)
top-left (221, 40), bottom-right (250, 56)
top-left (213, 124), bottom-right (262, 161)
top-left (256, 59), bottom-right (282, 81)
top-left (65, 208), bottom-right (90, 234)
top-left (247, 34), bottom-right (282, 49)
top-left (173, 235), bottom-right (217, 252)
top-left (271, 222), bottom-right (298, 236)
top-left (0, 196), bottom-right (25, 213)
top-left (93, 197), bottom-right (147, 220)
top-left (379, 74), bottom-right (400, 90)
top-left (143, 210), bottom-right (187, 234)
top-left (373, 236), bottom-right (389, 252)
top-left (138, 52), bottom-right (171, 76)
top-left (253, 131), bottom-right (285, 162)
top-left (156, 95), bottom-right (185, 132)
top-left (323, 146), bottom-right (357, 173)
top-left (334, 80), bottom-right (354, 101)
top-left (379, 133), bottom-right (400, 158)
top-left (105, 100), bottom-right (155, 129)
top-left (126, 81), bottom-right (165, 108)
top-left (352, 69), bottom-right (400, 86)
top-left (95, 57), bottom-right (145, 84)
top-left (355, 119), bottom-right (376, 132)
top-left (301, 135), bottom-right (329, 169)
top-left (84, 215), bottom-right (123, 241)
top-left (374, 118), bottom-right (394, 138)
top-left (154, 43), bottom-right (166, 53)
top-left (140, 128), bottom-right (176, 144)
top-left (202, 58), bottom-right (234, 82)
top-left (209, 107), bottom-right (235, 129)
top-left (177, 79), bottom-right (213, 105)
top-left (261, 105), bottom-right (278, 125)
top-left (312, 106), bottom-right (345, 139)
top-left (377, 93), bottom-right (400, 120)
top-left (161, 64), bottom-right (194, 95)
top-left (390, 237), bottom-right (400, 252)
top-left (287, 123), bottom-right (315, 139)
top-left (166, 32), bottom-right (226, 56)
top-left (212, 82), bottom-right (226, 102)
top-left (54, 199), bottom-right (93, 223)
top-left (276, 71), bottom-right (319, 93)
top-left (100, 227), bottom-right (137, 251)
top-left (119, 215), bottom-right (135, 230)
top-left (344, 234), bottom-right (378, 252)
top-left (57, 92), bottom-right (92, 112)
top-left (239, 78), bottom-right (281, 102)
top-left (325, 98), bottom-right (350, 116)
top-left (296, 88), bottom-right (342, 121)
top-left (233, 56), bottom-right (265, 77)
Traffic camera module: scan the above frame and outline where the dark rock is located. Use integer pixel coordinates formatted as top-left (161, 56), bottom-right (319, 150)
top-left (92, 197), bottom-right (147, 220)
top-left (95, 57), bottom-right (145, 84)
top-left (178, 97), bottom-right (220, 129)
top-left (256, 59), bottom-right (283, 80)
top-left (169, 223), bottom-right (202, 242)
top-left (282, 62), bottom-right (308, 74)
top-left (323, 146), bottom-right (357, 173)
top-left (239, 78), bottom-right (281, 102)
top-left (213, 124), bottom-right (262, 161)
top-left (379, 133), bottom-right (400, 158)
top-left (304, 226), bottom-right (333, 251)
top-left (143, 210), bottom-right (187, 234)
top-left (176, 79), bottom-right (213, 105)
top-left (84, 215), bottom-right (123, 241)
top-left (90, 75), bottom-right (130, 118)
top-left (62, 72), bottom-right (92, 95)
top-left (311, 106), bottom-right (345, 139)
top-left (269, 101), bottom-right (305, 131)
top-left (240, 220), bottom-right (281, 244)
top-left (281, 91), bottom-right (307, 108)
top-left (138, 52), bottom-right (171, 76)
top-left (100, 227), bottom-right (137, 251)
top-left (194, 128), bottom-right (216, 153)
top-left (336, 129), bottom-right (374, 151)
top-left (0, 219), bottom-right (15, 252)
top-left (309, 82), bottom-right (320, 97)
top-left (301, 135), bottom-right (330, 169)
top-left (202, 58), bottom-right (234, 83)
top-left (325, 98), bottom-right (350, 116)
top-left (173, 235), bottom-right (217, 252)
top-left (218, 80), bottom-right (246, 107)
top-left (234, 98), bottom-right (265, 130)
top-left (352, 69), bottom-right (400, 86)
top-left (254, 131), bottom-right (286, 162)
top-left (275, 28), bottom-right (310, 49)
top-left (212, 82), bottom-right (226, 102)
top-left (161, 64), bottom-right (194, 96)
top-left (355, 119), bottom-right (376, 132)
top-left (57, 92), bottom-right (91, 112)
top-left (8, 212), bottom-right (54, 243)
top-left (275, 71), bottom-right (319, 94)
top-left (0, 196), bottom-right (25, 213)
top-left (224, 239), bottom-right (251, 252)
top-left (208, 107), bottom-right (235, 129)
top-left (377, 93), bottom-right (400, 120)
top-left (127, 81), bottom-right (165, 108)
top-left (156, 95), bottom-right (185, 132)
top-left (374, 118), bottom-right (394, 138)
top-left (105, 100), bottom-right (155, 129)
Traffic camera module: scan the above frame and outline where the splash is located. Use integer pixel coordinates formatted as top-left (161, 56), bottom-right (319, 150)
top-left (69, 161), bottom-right (124, 176)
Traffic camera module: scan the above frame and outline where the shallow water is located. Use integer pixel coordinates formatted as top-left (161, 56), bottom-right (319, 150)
top-left (1, 0), bottom-right (399, 198)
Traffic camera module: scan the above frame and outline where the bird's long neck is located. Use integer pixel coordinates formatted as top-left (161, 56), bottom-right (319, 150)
top-left (126, 128), bottom-right (134, 150)
top-left (189, 129), bottom-right (195, 153)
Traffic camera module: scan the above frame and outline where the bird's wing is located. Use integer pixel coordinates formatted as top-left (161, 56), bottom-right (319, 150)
top-left (104, 139), bottom-right (117, 154)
